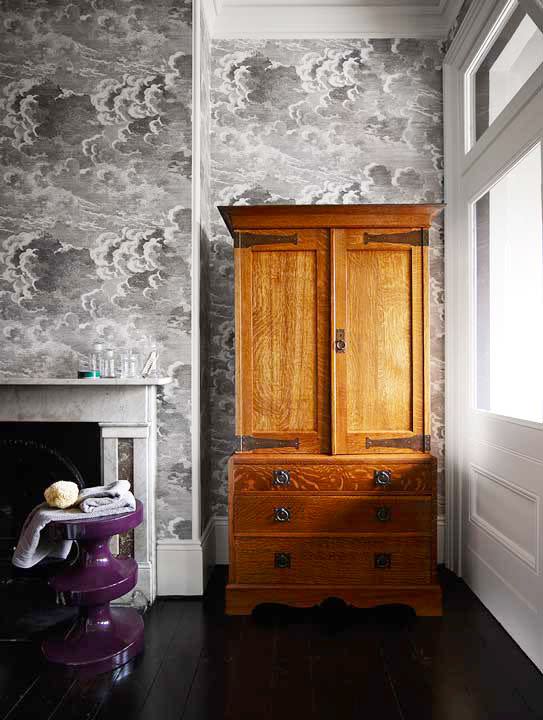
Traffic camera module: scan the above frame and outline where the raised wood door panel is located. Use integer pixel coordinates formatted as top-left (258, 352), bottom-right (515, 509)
top-left (332, 228), bottom-right (429, 454)
top-left (235, 229), bottom-right (330, 453)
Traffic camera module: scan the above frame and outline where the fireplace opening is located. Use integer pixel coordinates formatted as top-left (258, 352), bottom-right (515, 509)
top-left (0, 422), bottom-right (100, 639)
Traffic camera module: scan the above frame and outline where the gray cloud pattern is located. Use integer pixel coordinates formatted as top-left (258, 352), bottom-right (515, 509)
top-left (0, 0), bottom-right (193, 540)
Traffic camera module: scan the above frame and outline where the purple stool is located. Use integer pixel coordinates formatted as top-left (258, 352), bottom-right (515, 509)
top-left (42, 500), bottom-right (144, 673)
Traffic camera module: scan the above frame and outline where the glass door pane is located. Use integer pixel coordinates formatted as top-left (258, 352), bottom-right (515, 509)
top-left (475, 143), bottom-right (543, 422)
top-left (468, 2), bottom-right (543, 148)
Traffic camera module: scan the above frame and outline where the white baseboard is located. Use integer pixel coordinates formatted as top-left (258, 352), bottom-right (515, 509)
top-left (156, 541), bottom-right (205, 595)
top-left (156, 518), bottom-right (216, 596)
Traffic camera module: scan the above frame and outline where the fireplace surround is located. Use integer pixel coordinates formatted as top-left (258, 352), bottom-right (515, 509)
top-left (0, 377), bottom-right (171, 604)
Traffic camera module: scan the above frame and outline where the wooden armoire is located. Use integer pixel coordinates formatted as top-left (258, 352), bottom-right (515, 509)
top-left (219, 204), bottom-right (443, 616)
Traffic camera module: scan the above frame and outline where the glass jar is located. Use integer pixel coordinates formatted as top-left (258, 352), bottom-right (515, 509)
top-left (118, 350), bottom-right (129, 378)
top-left (89, 342), bottom-right (104, 377)
top-left (103, 349), bottom-right (116, 378)
top-left (127, 352), bottom-right (140, 378)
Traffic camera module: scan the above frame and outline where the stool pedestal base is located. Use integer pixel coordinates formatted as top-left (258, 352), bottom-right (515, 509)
top-left (42, 605), bottom-right (144, 674)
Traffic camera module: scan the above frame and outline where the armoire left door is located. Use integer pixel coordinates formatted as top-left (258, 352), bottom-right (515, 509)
top-left (234, 228), bottom-right (330, 453)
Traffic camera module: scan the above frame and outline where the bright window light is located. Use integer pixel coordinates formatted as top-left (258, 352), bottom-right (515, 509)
top-left (475, 144), bottom-right (543, 423)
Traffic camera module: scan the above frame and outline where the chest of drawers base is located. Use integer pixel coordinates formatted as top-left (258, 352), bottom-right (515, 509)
top-left (226, 454), bottom-right (442, 616)
top-left (226, 584), bottom-right (443, 616)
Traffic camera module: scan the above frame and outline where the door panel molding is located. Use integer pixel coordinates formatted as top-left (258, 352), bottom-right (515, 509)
top-left (477, 439), bottom-right (543, 468)
top-left (469, 463), bottom-right (539, 572)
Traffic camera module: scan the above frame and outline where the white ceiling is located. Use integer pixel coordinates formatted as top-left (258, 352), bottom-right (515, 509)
top-left (206, 0), bottom-right (464, 38)
top-left (222, 0), bottom-right (442, 5)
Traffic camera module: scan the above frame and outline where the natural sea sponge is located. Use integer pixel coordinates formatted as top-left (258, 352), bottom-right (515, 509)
top-left (44, 481), bottom-right (79, 509)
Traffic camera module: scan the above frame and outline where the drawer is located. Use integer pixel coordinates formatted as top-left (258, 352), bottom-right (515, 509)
top-left (234, 494), bottom-right (432, 534)
top-left (233, 537), bottom-right (431, 586)
top-left (232, 462), bottom-right (433, 494)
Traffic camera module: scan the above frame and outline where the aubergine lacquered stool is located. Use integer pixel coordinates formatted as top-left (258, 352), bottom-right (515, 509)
top-left (42, 500), bottom-right (144, 673)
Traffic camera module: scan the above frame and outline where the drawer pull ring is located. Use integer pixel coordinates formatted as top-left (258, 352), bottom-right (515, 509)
top-left (275, 552), bottom-right (291, 569)
top-left (274, 507), bottom-right (291, 523)
top-left (376, 506), bottom-right (391, 522)
top-left (374, 470), bottom-right (392, 487)
top-left (273, 469), bottom-right (291, 487)
top-left (374, 553), bottom-right (391, 569)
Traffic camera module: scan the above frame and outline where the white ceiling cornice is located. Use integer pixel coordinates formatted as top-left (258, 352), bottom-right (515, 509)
top-left (204, 0), bottom-right (465, 39)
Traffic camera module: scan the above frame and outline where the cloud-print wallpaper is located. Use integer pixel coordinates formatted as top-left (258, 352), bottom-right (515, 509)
top-left (0, 0), bottom-right (194, 540)
top-left (208, 38), bottom-right (445, 518)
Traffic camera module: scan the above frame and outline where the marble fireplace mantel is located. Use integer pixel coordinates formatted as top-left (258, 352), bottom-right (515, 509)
top-left (1, 378), bottom-right (172, 385)
top-left (0, 377), bottom-right (172, 604)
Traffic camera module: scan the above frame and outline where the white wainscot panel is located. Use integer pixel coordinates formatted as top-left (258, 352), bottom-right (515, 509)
top-left (469, 464), bottom-right (539, 571)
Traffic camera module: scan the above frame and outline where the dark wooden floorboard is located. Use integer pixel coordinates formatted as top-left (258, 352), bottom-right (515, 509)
top-left (0, 644), bottom-right (42, 719)
top-left (181, 572), bottom-right (244, 720)
top-left (95, 600), bottom-right (185, 720)
top-left (453, 574), bottom-right (543, 718)
top-left (401, 571), bottom-right (537, 720)
top-left (310, 605), bottom-right (401, 720)
top-left (2, 664), bottom-right (76, 720)
top-left (271, 609), bottom-right (314, 720)
top-left (223, 612), bottom-right (277, 720)
top-left (49, 668), bottom-right (122, 720)
top-left (378, 606), bottom-right (436, 720)
top-left (137, 600), bottom-right (205, 720)
top-left (2, 567), bottom-right (543, 720)
top-left (405, 614), bottom-right (484, 720)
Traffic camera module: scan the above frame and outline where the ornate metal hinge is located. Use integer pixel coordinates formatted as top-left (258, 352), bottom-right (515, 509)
top-left (234, 232), bottom-right (298, 249)
top-left (363, 229), bottom-right (429, 246)
top-left (235, 435), bottom-right (300, 451)
top-left (365, 434), bottom-right (431, 452)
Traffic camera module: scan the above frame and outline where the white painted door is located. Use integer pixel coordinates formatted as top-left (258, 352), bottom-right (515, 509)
top-left (463, 145), bottom-right (543, 669)
top-left (445, 0), bottom-right (543, 670)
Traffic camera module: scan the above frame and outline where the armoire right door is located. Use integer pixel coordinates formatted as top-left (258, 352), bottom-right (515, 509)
top-left (331, 228), bottom-right (430, 454)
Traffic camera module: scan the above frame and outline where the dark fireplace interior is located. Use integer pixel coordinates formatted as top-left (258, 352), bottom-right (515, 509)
top-left (0, 422), bottom-right (100, 640)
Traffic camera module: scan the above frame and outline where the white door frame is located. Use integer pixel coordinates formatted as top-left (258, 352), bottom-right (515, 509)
top-left (443, 0), bottom-right (543, 576)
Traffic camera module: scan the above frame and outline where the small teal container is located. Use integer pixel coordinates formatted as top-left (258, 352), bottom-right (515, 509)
top-left (78, 370), bottom-right (101, 379)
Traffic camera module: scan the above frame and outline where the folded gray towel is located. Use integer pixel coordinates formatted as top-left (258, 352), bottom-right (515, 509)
top-left (78, 480), bottom-right (132, 513)
top-left (12, 490), bottom-right (137, 569)
top-left (12, 503), bottom-right (73, 569)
